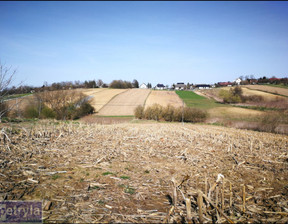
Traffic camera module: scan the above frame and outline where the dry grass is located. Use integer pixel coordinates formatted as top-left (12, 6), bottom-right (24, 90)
top-left (98, 89), bottom-right (151, 116)
top-left (0, 121), bottom-right (287, 223)
top-left (220, 87), bottom-right (285, 101)
top-left (145, 90), bottom-right (183, 109)
top-left (209, 106), bottom-right (264, 117)
top-left (246, 85), bottom-right (288, 97)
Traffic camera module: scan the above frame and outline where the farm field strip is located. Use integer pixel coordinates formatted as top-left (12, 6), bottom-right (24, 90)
top-left (221, 86), bottom-right (286, 101)
top-left (144, 90), bottom-right (183, 108)
top-left (1, 122), bottom-right (287, 223)
top-left (176, 90), bottom-right (224, 109)
top-left (98, 89), bottom-right (151, 116)
top-left (79, 88), bottom-right (127, 112)
top-left (245, 85), bottom-right (288, 97)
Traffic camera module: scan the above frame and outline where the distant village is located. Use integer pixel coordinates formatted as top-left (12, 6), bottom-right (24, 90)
top-left (3, 76), bottom-right (288, 96)
top-left (141, 76), bottom-right (288, 91)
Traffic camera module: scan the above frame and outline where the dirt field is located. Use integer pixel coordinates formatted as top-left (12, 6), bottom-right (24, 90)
top-left (246, 85), bottom-right (288, 97)
top-left (1, 121), bottom-right (287, 223)
top-left (98, 89), bottom-right (151, 116)
top-left (145, 90), bottom-right (183, 108)
top-left (80, 88), bottom-right (127, 112)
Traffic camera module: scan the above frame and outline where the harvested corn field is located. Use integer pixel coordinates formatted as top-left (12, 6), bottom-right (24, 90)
top-left (80, 88), bottom-right (127, 112)
top-left (98, 89), bottom-right (151, 116)
top-left (145, 90), bottom-right (183, 108)
top-left (0, 121), bottom-right (287, 223)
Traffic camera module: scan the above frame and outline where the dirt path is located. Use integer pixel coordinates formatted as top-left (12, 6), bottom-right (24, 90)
top-left (98, 89), bottom-right (151, 116)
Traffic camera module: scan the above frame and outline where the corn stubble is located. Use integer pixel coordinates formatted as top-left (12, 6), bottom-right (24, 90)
top-left (0, 121), bottom-right (287, 223)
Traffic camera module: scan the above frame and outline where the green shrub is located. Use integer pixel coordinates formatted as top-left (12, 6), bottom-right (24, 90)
top-left (0, 101), bottom-right (8, 118)
top-left (219, 87), bottom-right (243, 104)
top-left (71, 102), bottom-right (95, 120)
top-left (134, 105), bottom-right (144, 119)
top-left (40, 106), bottom-right (56, 119)
top-left (23, 105), bottom-right (38, 118)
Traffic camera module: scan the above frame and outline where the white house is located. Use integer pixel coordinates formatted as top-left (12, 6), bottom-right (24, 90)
top-left (175, 83), bottom-right (186, 90)
top-left (234, 78), bottom-right (242, 85)
top-left (195, 84), bottom-right (211, 89)
top-left (139, 83), bottom-right (148, 89)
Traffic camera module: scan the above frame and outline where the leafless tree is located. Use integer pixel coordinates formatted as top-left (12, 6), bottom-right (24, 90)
top-left (0, 62), bottom-right (17, 120)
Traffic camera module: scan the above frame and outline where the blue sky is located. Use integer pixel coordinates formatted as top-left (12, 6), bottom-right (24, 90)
top-left (1, 1), bottom-right (288, 87)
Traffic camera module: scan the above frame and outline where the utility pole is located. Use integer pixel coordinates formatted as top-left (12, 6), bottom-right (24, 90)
top-left (182, 100), bottom-right (184, 126)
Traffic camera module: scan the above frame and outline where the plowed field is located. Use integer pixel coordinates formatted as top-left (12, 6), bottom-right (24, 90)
top-left (98, 89), bottom-right (151, 116)
top-left (80, 89), bottom-right (127, 112)
top-left (145, 90), bottom-right (183, 108)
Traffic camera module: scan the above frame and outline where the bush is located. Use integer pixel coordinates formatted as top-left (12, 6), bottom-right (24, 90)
top-left (161, 104), bottom-right (175, 122)
top-left (0, 101), bottom-right (8, 118)
top-left (219, 89), bottom-right (242, 103)
top-left (23, 105), bottom-right (38, 118)
top-left (134, 105), bottom-right (144, 119)
top-left (135, 104), bottom-right (207, 123)
top-left (258, 110), bottom-right (288, 133)
top-left (71, 102), bottom-right (94, 120)
top-left (243, 95), bottom-right (264, 102)
top-left (40, 106), bottom-right (56, 119)
top-left (144, 104), bottom-right (162, 121)
top-left (183, 107), bottom-right (207, 123)
top-left (109, 80), bottom-right (133, 89)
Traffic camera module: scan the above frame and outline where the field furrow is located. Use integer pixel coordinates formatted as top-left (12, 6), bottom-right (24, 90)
top-left (145, 90), bottom-right (183, 108)
top-left (98, 89), bottom-right (151, 116)
top-left (80, 88), bottom-right (127, 112)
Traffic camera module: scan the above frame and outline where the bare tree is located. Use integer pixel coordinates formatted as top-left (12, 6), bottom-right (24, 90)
top-left (97, 79), bottom-right (104, 87)
top-left (0, 62), bottom-right (17, 120)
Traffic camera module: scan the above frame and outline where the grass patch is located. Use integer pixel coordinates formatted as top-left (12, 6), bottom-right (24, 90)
top-left (102, 171), bottom-right (114, 176)
top-left (4, 93), bottom-right (32, 100)
top-left (96, 115), bottom-right (134, 118)
top-left (118, 184), bottom-right (135, 194)
top-left (51, 174), bottom-right (60, 180)
top-left (124, 186), bottom-right (135, 194)
top-left (120, 175), bottom-right (130, 180)
top-left (176, 91), bottom-right (222, 109)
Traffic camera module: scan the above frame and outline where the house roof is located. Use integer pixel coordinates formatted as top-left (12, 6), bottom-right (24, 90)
top-left (175, 83), bottom-right (185, 87)
top-left (195, 84), bottom-right (211, 87)
top-left (156, 84), bottom-right (165, 87)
